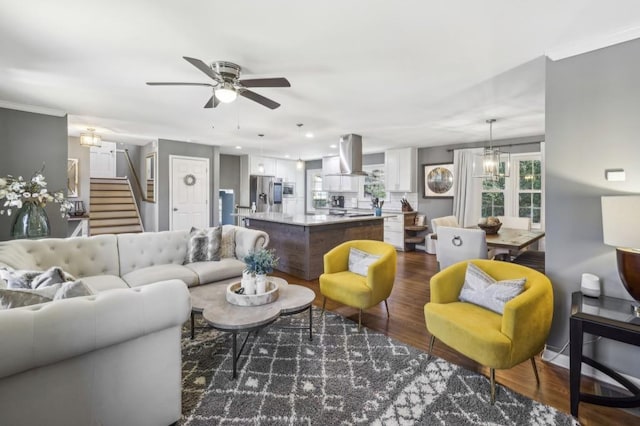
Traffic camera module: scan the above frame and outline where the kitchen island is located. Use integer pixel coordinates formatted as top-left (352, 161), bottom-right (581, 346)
top-left (244, 212), bottom-right (390, 280)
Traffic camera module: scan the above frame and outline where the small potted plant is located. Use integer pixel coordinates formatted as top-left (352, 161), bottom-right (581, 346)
top-left (243, 249), bottom-right (279, 294)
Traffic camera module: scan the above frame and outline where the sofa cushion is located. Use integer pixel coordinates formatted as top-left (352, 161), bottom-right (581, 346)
top-left (122, 264), bottom-right (198, 288)
top-left (184, 258), bottom-right (246, 285)
top-left (117, 230), bottom-right (190, 276)
top-left (81, 275), bottom-right (130, 293)
top-left (459, 262), bottom-right (526, 314)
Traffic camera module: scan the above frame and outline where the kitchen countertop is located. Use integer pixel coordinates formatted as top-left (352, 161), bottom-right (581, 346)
top-left (244, 212), bottom-right (397, 226)
top-left (315, 207), bottom-right (417, 214)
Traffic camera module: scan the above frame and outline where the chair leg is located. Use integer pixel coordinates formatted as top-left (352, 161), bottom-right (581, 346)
top-left (427, 335), bottom-right (436, 361)
top-left (490, 368), bottom-right (496, 404)
top-left (384, 299), bottom-right (390, 317)
top-left (321, 296), bottom-right (326, 316)
top-left (358, 309), bottom-right (362, 332)
top-left (531, 357), bottom-right (540, 386)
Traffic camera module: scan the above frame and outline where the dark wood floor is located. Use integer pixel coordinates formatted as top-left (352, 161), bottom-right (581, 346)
top-left (271, 250), bottom-right (640, 426)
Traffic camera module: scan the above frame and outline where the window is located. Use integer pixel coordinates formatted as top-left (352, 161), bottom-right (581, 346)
top-left (359, 164), bottom-right (386, 201)
top-left (478, 153), bottom-right (543, 228)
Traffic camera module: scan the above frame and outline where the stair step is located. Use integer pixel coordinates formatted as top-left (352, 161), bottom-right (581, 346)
top-left (90, 204), bottom-right (136, 212)
top-left (90, 190), bottom-right (132, 197)
top-left (90, 178), bottom-right (129, 184)
top-left (90, 211), bottom-right (139, 219)
top-left (91, 225), bottom-right (143, 235)
top-left (91, 197), bottom-right (134, 204)
top-left (90, 218), bottom-right (142, 227)
top-left (91, 183), bottom-right (131, 191)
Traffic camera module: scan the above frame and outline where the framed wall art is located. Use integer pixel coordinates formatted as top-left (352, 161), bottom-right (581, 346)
top-left (423, 163), bottom-right (455, 198)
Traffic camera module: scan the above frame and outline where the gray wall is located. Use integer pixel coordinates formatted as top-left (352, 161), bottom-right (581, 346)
top-left (0, 108), bottom-right (68, 240)
top-left (416, 136), bottom-right (542, 222)
top-left (546, 40), bottom-right (640, 378)
top-left (220, 154), bottom-right (241, 204)
top-left (157, 139), bottom-right (220, 231)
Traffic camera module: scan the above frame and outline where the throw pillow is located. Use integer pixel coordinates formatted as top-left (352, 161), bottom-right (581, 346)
top-left (0, 266), bottom-right (75, 290)
top-left (348, 247), bottom-right (381, 277)
top-left (53, 280), bottom-right (93, 300)
top-left (0, 289), bottom-right (51, 309)
top-left (221, 227), bottom-right (236, 258)
top-left (186, 227), bottom-right (222, 263)
top-left (459, 262), bottom-right (526, 314)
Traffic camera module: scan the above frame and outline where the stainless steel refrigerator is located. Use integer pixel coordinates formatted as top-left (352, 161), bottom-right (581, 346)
top-left (249, 175), bottom-right (282, 213)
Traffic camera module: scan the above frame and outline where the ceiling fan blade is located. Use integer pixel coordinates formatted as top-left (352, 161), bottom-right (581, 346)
top-left (204, 94), bottom-right (221, 108)
top-left (238, 77), bottom-right (291, 88)
top-left (239, 90), bottom-right (281, 109)
top-left (146, 82), bottom-right (213, 87)
top-left (183, 56), bottom-right (220, 81)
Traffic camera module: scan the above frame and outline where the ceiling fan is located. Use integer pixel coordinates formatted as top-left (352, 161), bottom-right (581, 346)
top-left (146, 56), bottom-right (290, 110)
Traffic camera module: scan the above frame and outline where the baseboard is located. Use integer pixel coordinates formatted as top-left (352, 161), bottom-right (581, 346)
top-left (541, 348), bottom-right (640, 389)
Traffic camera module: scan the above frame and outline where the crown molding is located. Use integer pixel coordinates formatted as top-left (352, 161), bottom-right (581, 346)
top-left (546, 26), bottom-right (640, 61)
top-left (0, 100), bottom-right (66, 117)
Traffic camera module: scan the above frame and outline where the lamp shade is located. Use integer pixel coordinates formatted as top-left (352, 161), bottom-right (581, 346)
top-left (602, 195), bottom-right (640, 250)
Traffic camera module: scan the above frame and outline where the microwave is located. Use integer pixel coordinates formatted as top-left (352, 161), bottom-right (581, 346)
top-left (282, 182), bottom-right (295, 197)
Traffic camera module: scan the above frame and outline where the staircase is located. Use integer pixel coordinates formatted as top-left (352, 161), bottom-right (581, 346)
top-left (89, 177), bottom-right (144, 235)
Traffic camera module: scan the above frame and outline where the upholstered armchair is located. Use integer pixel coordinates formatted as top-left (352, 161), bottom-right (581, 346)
top-left (424, 259), bottom-right (553, 403)
top-left (319, 240), bottom-right (397, 331)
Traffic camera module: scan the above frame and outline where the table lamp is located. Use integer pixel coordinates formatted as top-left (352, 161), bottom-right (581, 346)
top-left (601, 195), bottom-right (640, 317)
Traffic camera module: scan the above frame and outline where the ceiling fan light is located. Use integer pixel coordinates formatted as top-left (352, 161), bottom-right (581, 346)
top-left (215, 83), bottom-right (237, 103)
top-left (80, 128), bottom-right (102, 147)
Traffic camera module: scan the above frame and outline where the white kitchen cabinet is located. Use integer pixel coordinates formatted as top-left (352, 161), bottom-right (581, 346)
top-left (322, 156), bottom-right (357, 192)
top-left (383, 214), bottom-right (404, 250)
top-left (276, 159), bottom-right (296, 182)
top-left (385, 147), bottom-right (416, 192)
top-left (249, 155), bottom-right (276, 176)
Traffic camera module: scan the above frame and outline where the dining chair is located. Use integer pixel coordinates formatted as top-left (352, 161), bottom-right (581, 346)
top-left (435, 226), bottom-right (488, 270)
top-left (495, 216), bottom-right (531, 260)
top-left (428, 216), bottom-right (460, 255)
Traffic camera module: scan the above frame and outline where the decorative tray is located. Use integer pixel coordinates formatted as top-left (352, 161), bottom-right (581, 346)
top-left (225, 280), bottom-right (280, 306)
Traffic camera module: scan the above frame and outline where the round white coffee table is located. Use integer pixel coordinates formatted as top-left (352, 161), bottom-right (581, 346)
top-left (190, 277), bottom-right (315, 378)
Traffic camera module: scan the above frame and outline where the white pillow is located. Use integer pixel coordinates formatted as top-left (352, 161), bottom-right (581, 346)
top-left (458, 262), bottom-right (526, 314)
top-left (348, 248), bottom-right (381, 277)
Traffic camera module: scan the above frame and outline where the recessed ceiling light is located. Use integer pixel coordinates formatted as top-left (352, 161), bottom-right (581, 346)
top-left (235, 145), bottom-right (242, 150)
top-left (330, 144), bottom-right (337, 149)
top-left (305, 132), bottom-right (314, 138)
top-left (284, 154), bottom-right (290, 158)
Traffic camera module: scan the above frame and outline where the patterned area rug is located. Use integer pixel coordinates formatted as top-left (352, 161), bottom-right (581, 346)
top-left (180, 312), bottom-right (577, 425)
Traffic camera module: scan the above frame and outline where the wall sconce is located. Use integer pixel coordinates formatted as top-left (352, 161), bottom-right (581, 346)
top-left (601, 195), bottom-right (640, 316)
top-left (80, 128), bottom-right (102, 148)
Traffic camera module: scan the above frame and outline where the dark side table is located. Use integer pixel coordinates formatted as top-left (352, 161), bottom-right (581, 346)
top-left (570, 292), bottom-right (640, 417)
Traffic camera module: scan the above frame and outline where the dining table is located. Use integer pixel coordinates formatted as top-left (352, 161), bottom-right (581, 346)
top-left (430, 227), bottom-right (545, 251)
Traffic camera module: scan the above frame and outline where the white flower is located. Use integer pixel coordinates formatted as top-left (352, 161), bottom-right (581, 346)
top-left (0, 178), bottom-right (6, 187)
top-left (22, 192), bottom-right (31, 198)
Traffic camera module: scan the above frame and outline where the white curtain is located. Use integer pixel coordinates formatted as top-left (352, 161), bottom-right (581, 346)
top-left (453, 148), bottom-right (483, 227)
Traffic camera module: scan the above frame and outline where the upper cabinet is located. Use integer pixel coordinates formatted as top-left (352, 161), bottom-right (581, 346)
top-left (322, 156), bottom-right (356, 192)
top-left (275, 159), bottom-right (296, 182)
top-left (249, 155), bottom-right (277, 176)
top-left (385, 147), bottom-right (416, 192)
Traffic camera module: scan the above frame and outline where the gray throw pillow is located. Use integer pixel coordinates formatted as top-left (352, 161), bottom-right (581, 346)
top-left (53, 280), bottom-right (93, 300)
top-left (221, 227), bottom-right (236, 258)
top-left (0, 289), bottom-right (51, 309)
top-left (458, 262), bottom-right (526, 314)
top-left (0, 266), bottom-right (75, 289)
top-left (348, 247), bottom-right (381, 277)
top-left (186, 227), bottom-right (222, 263)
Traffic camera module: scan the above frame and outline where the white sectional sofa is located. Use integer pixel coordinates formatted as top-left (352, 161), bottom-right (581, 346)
top-left (0, 224), bottom-right (269, 292)
top-left (0, 225), bottom-right (269, 426)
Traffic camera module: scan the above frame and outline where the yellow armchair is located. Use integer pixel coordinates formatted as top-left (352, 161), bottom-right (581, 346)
top-left (320, 240), bottom-right (397, 330)
top-left (424, 259), bottom-right (553, 403)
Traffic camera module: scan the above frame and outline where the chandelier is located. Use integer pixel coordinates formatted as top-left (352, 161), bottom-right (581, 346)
top-left (79, 128), bottom-right (102, 148)
top-left (474, 119), bottom-right (510, 179)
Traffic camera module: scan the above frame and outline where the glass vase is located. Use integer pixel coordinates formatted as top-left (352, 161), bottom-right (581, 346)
top-left (10, 201), bottom-right (51, 239)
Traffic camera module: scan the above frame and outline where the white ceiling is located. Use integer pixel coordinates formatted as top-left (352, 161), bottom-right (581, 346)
top-left (2, 1), bottom-right (640, 159)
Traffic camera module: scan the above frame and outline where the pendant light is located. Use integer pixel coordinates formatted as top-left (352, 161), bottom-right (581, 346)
top-left (80, 127), bottom-right (102, 148)
top-left (296, 123), bottom-right (304, 170)
top-left (473, 119), bottom-right (510, 179)
top-left (257, 133), bottom-right (265, 174)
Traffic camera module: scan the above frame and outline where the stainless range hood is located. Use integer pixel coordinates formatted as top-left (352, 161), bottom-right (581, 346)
top-left (337, 134), bottom-right (367, 176)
